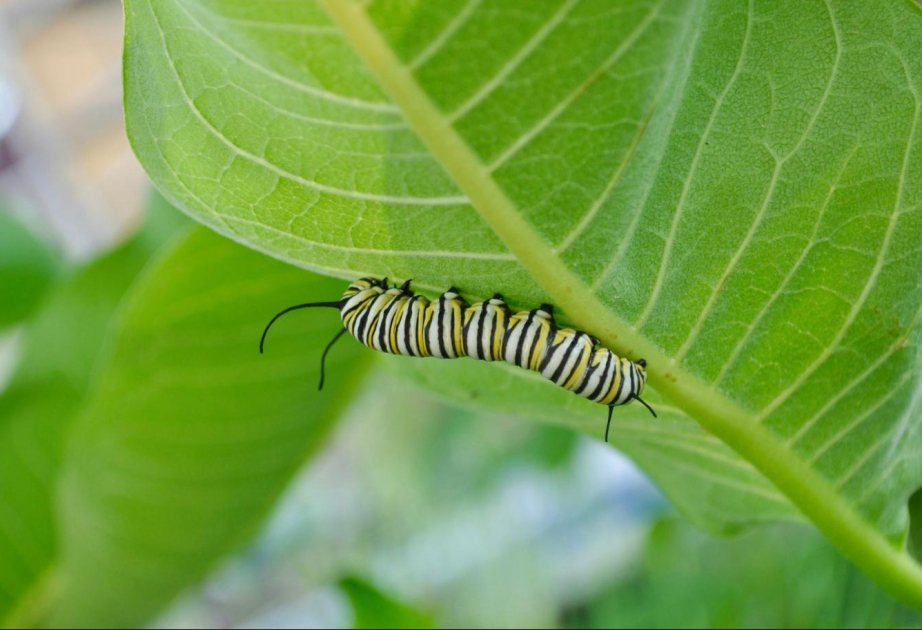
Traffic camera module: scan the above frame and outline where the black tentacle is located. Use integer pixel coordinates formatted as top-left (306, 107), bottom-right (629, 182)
top-left (260, 301), bottom-right (341, 354)
top-left (632, 395), bottom-right (657, 418)
top-left (318, 328), bottom-right (348, 391)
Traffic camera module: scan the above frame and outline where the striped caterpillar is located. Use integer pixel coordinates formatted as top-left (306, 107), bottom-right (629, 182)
top-left (260, 278), bottom-right (655, 441)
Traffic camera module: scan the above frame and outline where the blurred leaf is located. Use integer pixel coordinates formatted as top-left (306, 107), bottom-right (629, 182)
top-left (125, 0), bottom-right (922, 604)
top-left (389, 357), bottom-right (799, 534)
top-left (0, 211), bottom-right (60, 329)
top-left (413, 401), bottom-right (579, 498)
top-left (567, 518), bottom-right (922, 629)
top-left (0, 198), bottom-right (189, 624)
top-left (46, 228), bottom-right (370, 628)
top-left (340, 576), bottom-right (434, 630)
top-left (10, 196), bottom-right (190, 387)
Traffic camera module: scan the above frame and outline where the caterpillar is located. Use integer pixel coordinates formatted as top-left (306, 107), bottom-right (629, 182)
top-left (260, 277), bottom-right (655, 441)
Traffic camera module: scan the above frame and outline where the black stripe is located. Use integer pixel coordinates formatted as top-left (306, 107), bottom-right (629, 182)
top-left (448, 302), bottom-right (459, 357)
top-left (413, 299), bottom-right (425, 356)
top-left (343, 294), bottom-right (375, 331)
top-left (342, 292), bottom-right (377, 321)
top-left (626, 364), bottom-right (636, 400)
top-left (514, 312), bottom-right (536, 367)
top-left (436, 298), bottom-right (448, 358)
top-left (455, 296), bottom-right (470, 352)
top-left (501, 317), bottom-right (516, 361)
top-left (462, 305), bottom-right (480, 359)
top-left (368, 295), bottom-right (393, 349)
top-left (476, 305), bottom-right (488, 360)
top-left (378, 296), bottom-right (400, 352)
top-left (354, 296), bottom-right (378, 344)
top-left (538, 333), bottom-right (560, 372)
top-left (387, 296), bottom-right (407, 354)
top-left (525, 317), bottom-right (547, 369)
top-left (495, 307), bottom-right (509, 360)
top-left (574, 351), bottom-right (600, 395)
top-left (413, 299), bottom-right (426, 355)
top-left (401, 298), bottom-right (415, 356)
top-left (550, 333), bottom-right (579, 383)
top-left (588, 354), bottom-right (613, 401)
top-left (487, 309), bottom-right (499, 360)
top-left (612, 360), bottom-right (627, 405)
top-left (561, 346), bottom-right (586, 389)
top-left (364, 297), bottom-right (382, 347)
top-left (422, 298), bottom-right (434, 356)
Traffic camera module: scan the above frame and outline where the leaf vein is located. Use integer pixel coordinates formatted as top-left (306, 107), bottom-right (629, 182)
top-left (447, 0), bottom-right (581, 122)
top-left (633, 0), bottom-right (755, 330)
top-left (674, 0), bottom-right (844, 363)
top-left (153, 0), bottom-right (469, 206)
top-left (755, 46), bottom-right (921, 422)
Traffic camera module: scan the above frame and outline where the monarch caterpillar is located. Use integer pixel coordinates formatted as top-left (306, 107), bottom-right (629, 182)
top-left (260, 278), bottom-right (655, 441)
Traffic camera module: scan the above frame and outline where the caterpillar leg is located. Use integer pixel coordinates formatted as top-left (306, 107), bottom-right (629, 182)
top-left (318, 327), bottom-right (347, 391)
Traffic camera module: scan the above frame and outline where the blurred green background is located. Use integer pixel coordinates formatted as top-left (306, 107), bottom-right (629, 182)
top-left (1, 1), bottom-right (922, 628)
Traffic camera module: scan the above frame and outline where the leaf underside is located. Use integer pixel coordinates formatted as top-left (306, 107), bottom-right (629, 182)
top-left (124, 0), bottom-right (922, 606)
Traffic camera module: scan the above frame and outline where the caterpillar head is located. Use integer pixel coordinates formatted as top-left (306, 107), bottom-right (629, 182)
top-left (349, 278), bottom-right (386, 292)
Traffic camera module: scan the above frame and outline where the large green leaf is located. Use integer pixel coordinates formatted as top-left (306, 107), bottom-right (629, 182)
top-left (45, 228), bottom-right (369, 627)
top-left (125, 0), bottom-right (922, 606)
top-left (0, 199), bottom-right (189, 624)
top-left (387, 358), bottom-right (799, 533)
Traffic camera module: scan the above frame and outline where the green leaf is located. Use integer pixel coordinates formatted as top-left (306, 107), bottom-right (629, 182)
top-left (0, 211), bottom-right (60, 329)
top-left (0, 198), bottom-right (189, 624)
top-left (387, 357), bottom-right (799, 533)
top-left (340, 576), bottom-right (434, 630)
top-left (46, 227), bottom-right (369, 628)
top-left (124, 0), bottom-right (922, 607)
top-left (574, 518), bottom-right (922, 628)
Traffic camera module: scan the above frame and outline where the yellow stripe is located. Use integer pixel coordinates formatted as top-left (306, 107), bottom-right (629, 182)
top-left (418, 303), bottom-right (431, 357)
top-left (366, 294), bottom-right (393, 348)
top-left (529, 322), bottom-right (551, 370)
top-left (564, 345), bottom-right (591, 390)
top-left (452, 302), bottom-right (465, 356)
top-left (504, 316), bottom-right (523, 362)
top-left (389, 298), bottom-right (409, 354)
top-left (365, 303), bottom-right (380, 346)
top-left (343, 293), bottom-right (375, 329)
top-left (492, 308), bottom-right (505, 360)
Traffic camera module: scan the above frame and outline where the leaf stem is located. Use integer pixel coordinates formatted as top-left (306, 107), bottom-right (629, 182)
top-left (320, 0), bottom-right (922, 610)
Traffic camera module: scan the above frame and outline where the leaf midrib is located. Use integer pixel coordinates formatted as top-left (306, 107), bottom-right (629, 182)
top-left (318, 0), bottom-right (922, 610)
